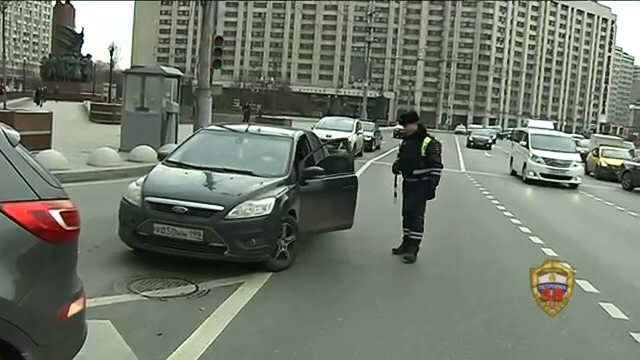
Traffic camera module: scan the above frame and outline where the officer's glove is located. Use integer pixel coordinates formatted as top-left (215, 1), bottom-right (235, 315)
top-left (392, 161), bottom-right (400, 175)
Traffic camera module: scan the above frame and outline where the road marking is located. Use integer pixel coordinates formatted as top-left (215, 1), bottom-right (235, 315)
top-left (629, 211), bottom-right (639, 217)
top-left (576, 279), bottom-right (600, 293)
top-left (503, 211), bottom-right (514, 217)
top-left (616, 206), bottom-right (626, 211)
top-left (529, 236), bottom-right (544, 244)
top-left (630, 332), bottom-right (640, 344)
top-left (486, 195), bottom-right (495, 199)
top-left (356, 147), bottom-right (398, 177)
top-left (496, 205), bottom-right (506, 210)
top-left (541, 247), bottom-right (558, 257)
top-left (484, 152), bottom-right (492, 157)
top-left (559, 262), bottom-right (575, 272)
top-left (510, 218), bottom-right (522, 225)
top-left (481, 191), bottom-right (490, 195)
top-left (491, 200), bottom-right (500, 204)
top-left (599, 302), bottom-right (629, 320)
top-left (594, 197), bottom-right (603, 202)
top-left (75, 320), bottom-right (138, 360)
top-left (453, 134), bottom-right (466, 171)
top-left (478, 187), bottom-right (486, 191)
top-left (87, 275), bottom-right (249, 308)
top-left (519, 226), bottom-right (532, 234)
top-left (166, 273), bottom-right (271, 360)
top-left (605, 201), bottom-right (614, 206)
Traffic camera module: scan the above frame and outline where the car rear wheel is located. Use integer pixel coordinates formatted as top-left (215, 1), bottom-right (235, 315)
top-left (621, 171), bottom-right (635, 191)
top-left (262, 215), bottom-right (299, 272)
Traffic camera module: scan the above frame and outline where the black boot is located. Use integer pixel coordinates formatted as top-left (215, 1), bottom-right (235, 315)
top-left (402, 241), bottom-right (419, 264)
top-left (392, 239), bottom-right (409, 255)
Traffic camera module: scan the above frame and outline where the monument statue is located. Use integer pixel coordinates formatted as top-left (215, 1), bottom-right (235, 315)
top-left (40, 0), bottom-right (94, 82)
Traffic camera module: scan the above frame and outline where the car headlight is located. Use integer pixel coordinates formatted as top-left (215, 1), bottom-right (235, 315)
top-left (123, 176), bottom-right (145, 207)
top-left (225, 197), bottom-right (276, 219)
top-left (570, 161), bottom-right (582, 168)
top-left (468, 136), bottom-right (474, 141)
top-left (530, 155), bottom-right (545, 165)
top-left (365, 136), bottom-right (372, 140)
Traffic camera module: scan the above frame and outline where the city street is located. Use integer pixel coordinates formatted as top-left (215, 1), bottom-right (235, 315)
top-left (71, 133), bottom-right (640, 359)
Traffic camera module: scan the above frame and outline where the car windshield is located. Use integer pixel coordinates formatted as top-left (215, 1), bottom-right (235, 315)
top-left (601, 148), bottom-right (632, 160)
top-left (471, 130), bottom-right (492, 136)
top-left (362, 122), bottom-right (375, 131)
top-left (530, 134), bottom-right (577, 153)
top-left (315, 117), bottom-right (355, 132)
top-left (166, 130), bottom-right (293, 177)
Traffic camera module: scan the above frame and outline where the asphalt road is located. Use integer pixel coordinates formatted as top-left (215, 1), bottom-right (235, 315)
top-left (68, 132), bottom-right (640, 359)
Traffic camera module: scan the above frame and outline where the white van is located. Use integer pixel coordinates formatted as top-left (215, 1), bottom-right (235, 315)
top-left (524, 119), bottom-right (555, 130)
top-left (509, 128), bottom-right (584, 189)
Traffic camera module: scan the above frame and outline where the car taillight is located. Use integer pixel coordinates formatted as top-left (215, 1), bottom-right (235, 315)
top-left (0, 200), bottom-right (80, 244)
top-left (57, 294), bottom-right (86, 320)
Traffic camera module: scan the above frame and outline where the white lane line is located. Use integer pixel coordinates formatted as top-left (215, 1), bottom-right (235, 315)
top-left (503, 211), bottom-right (514, 217)
top-left (482, 191), bottom-right (490, 195)
top-left (541, 247), bottom-right (558, 257)
top-left (478, 187), bottom-right (486, 191)
top-left (519, 226), bottom-right (532, 234)
top-left (491, 200), bottom-right (500, 204)
top-left (616, 206), bottom-right (626, 211)
top-left (356, 147), bottom-right (398, 177)
top-left (605, 201), bottom-right (614, 206)
top-left (529, 236), bottom-right (544, 244)
top-left (559, 262), bottom-right (576, 272)
top-left (510, 218), bottom-right (522, 225)
top-left (575, 279), bottom-right (600, 294)
top-left (87, 276), bottom-right (248, 308)
top-left (166, 273), bottom-right (272, 359)
top-left (486, 195), bottom-right (495, 200)
top-left (453, 134), bottom-right (466, 172)
top-left (594, 197), bottom-right (603, 202)
top-left (599, 302), bottom-right (630, 320)
top-left (496, 205), bottom-right (506, 210)
top-left (630, 332), bottom-right (640, 344)
top-left (629, 211), bottom-right (639, 217)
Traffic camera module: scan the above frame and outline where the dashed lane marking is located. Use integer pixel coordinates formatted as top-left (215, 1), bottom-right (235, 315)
top-left (629, 211), bottom-right (639, 217)
top-left (503, 211), bottom-right (514, 217)
top-left (540, 247), bottom-right (558, 257)
top-left (482, 191), bottom-right (490, 195)
top-left (576, 279), bottom-right (600, 294)
top-left (490, 200), bottom-right (500, 204)
top-left (630, 332), bottom-right (640, 344)
top-left (580, 191), bottom-right (640, 219)
top-left (599, 302), bottom-right (630, 321)
top-left (605, 201), bottom-right (615, 206)
top-left (496, 205), bottom-right (506, 210)
top-left (528, 236), bottom-right (544, 244)
top-left (616, 206), bottom-right (626, 211)
top-left (510, 218), bottom-right (522, 225)
top-left (486, 195), bottom-right (496, 200)
top-left (519, 226), bottom-right (532, 234)
top-left (453, 134), bottom-right (466, 171)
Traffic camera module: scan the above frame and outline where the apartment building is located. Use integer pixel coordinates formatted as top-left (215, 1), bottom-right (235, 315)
top-left (0, 0), bottom-right (52, 90)
top-left (132, 0), bottom-right (616, 130)
top-left (609, 46), bottom-right (635, 125)
top-left (631, 65), bottom-right (640, 105)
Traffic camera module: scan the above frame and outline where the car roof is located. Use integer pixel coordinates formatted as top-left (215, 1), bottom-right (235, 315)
top-left (361, 121), bottom-right (375, 125)
top-left (600, 145), bottom-right (628, 150)
top-left (517, 127), bottom-right (571, 137)
top-left (319, 116), bottom-right (356, 122)
top-left (205, 124), bottom-right (305, 138)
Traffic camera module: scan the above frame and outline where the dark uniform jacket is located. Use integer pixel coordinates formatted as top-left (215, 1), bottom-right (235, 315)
top-left (393, 124), bottom-right (443, 199)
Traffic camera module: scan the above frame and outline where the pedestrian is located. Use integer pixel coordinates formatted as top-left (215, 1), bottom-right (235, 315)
top-left (391, 111), bottom-right (443, 264)
top-left (54, 86), bottom-right (60, 102)
top-left (242, 103), bottom-right (252, 123)
top-left (34, 88), bottom-right (41, 106)
top-left (40, 86), bottom-right (48, 107)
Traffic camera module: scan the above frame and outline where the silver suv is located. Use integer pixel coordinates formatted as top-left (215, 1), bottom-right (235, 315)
top-left (0, 124), bottom-right (86, 359)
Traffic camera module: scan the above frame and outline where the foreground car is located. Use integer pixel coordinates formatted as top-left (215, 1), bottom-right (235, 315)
top-left (311, 116), bottom-right (364, 157)
top-left (466, 129), bottom-right (493, 149)
top-left (118, 124), bottom-right (359, 272)
top-left (0, 124), bottom-right (86, 359)
top-left (620, 156), bottom-right (640, 191)
top-left (393, 124), bottom-right (404, 138)
top-left (362, 121), bottom-right (382, 151)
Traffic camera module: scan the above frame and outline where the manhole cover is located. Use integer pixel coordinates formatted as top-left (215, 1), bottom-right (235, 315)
top-left (127, 277), bottom-right (199, 299)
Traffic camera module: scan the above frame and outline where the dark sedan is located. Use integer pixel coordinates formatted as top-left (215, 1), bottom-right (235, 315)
top-left (466, 129), bottom-right (493, 149)
top-left (393, 125), bottom-right (404, 139)
top-left (620, 156), bottom-right (640, 191)
top-left (118, 124), bottom-right (358, 272)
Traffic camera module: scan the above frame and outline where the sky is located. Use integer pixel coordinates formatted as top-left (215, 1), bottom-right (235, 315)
top-left (72, 0), bottom-right (640, 69)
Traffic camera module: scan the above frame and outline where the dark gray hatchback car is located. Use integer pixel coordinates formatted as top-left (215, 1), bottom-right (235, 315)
top-left (0, 124), bottom-right (86, 359)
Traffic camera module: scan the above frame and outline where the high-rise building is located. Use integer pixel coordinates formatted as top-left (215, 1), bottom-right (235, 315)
top-left (631, 65), bottom-right (640, 105)
top-left (0, 0), bottom-right (53, 90)
top-left (609, 46), bottom-right (634, 125)
top-left (132, 0), bottom-right (616, 130)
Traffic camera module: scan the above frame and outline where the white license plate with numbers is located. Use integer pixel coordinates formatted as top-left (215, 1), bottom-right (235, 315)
top-left (153, 224), bottom-right (204, 242)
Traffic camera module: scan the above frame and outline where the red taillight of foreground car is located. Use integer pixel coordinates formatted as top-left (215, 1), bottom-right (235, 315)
top-left (57, 294), bottom-right (86, 320)
top-left (0, 200), bottom-right (80, 244)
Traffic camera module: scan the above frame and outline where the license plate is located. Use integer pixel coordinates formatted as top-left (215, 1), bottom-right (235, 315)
top-left (548, 169), bottom-right (568, 175)
top-left (153, 224), bottom-right (204, 242)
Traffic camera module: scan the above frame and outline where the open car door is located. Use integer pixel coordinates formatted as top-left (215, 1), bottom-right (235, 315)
top-left (297, 134), bottom-right (358, 234)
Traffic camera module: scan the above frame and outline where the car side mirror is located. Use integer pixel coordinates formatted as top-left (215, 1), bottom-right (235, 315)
top-left (519, 141), bottom-right (527, 147)
top-left (157, 143), bottom-right (178, 161)
top-left (301, 166), bottom-right (325, 181)
top-left (311, 125), bottom-right (315, 130)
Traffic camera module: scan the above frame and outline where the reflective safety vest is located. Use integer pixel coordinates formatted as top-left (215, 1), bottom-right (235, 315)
top-left (420, 136), bottom-right (433, 157)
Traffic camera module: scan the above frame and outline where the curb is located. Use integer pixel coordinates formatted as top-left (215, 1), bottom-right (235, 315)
top-left (53, 163), bottom-right (155, 184)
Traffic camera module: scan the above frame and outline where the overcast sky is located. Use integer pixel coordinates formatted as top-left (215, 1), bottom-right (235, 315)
top-left (73, 0), bottom-right (640, 69)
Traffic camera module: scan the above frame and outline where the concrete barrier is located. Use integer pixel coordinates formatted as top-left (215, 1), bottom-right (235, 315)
top-left (255, 116), bottom-right (293, 127)
top-left (87, 147), bottom-right (123, 167)
top-left (0, 109), bottom-right (53, 151)
top-left (89, 102), bottom-right (121, 124)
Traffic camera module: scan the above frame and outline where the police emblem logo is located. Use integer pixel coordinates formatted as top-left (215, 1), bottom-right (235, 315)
top-left (530, 260), bottom-right (575, 317)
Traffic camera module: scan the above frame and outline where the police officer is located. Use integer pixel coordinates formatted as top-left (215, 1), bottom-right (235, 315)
top-left (391, 111), bottom-right (443, 264)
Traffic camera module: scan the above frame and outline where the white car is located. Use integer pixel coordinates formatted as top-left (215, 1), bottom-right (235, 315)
top-left (312, 116), bottom-right (365, 157)
top-left (508, 127), bottom-right (583, 189)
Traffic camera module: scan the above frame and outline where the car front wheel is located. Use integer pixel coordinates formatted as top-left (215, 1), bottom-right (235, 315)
top-left (621, 171), bottom-right (635, 191)
top-left (263, 215), bottom-right (299, 272)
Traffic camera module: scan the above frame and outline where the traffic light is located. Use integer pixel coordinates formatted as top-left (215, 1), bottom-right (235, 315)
top-left (212, 35), bottom-right (224, 70)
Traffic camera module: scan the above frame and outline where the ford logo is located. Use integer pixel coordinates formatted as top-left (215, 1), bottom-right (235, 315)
top-left (171, 206), bottom-right (189, 214)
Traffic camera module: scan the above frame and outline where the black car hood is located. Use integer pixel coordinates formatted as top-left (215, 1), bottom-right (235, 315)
top-left (471, 135), bottom-right (490, 140)
top-left (142, 164), bottom-right (285, 209)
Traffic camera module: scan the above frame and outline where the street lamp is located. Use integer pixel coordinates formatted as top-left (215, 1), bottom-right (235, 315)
top-left (22, 57), bottom-right (26, 91)
top-left (107, 43), bottom-right (116, 103)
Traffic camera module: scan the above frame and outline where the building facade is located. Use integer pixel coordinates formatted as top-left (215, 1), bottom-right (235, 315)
top-left (0, 0), bottom-right (52, 90)
top-left (631, 65), bottom-right (640, 105)
top-left (609, 46), bottom-right (634, 126)
top-left (132, 0), bottom-right (616, 130)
